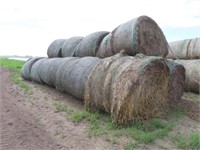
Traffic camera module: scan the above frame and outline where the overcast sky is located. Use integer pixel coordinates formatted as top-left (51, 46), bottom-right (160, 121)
top-left (0, 0), bottom-right (199, 56)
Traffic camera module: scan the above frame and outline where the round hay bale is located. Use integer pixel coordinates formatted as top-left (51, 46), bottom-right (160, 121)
top-left (96, 33), bottom-right (114, 58)
top-left (61, 36), bottom-right (83, 57)
top-left (109, 16), bottom-right (169, 57)
top-left (175, 60), bottom-right (200, 93)
top-left (37, 58), bottom-right (63, 86)
top-left (60, 57), bottom-right (100, 100)
top-left (47, 39), bottom-right (67, 58)
top-left (30, 58), bottom-right (48, 83)
top-left (74, 31), bottom-right (109, 57)
top-left (166, 60), bottom-right (185, 103)
top-left (85, 52), bottom-right (169, 124)
top-left (167, 38), bottom-right (200, 59)
top-left (55, 57), bottom-right (79, 92)
top-left (21, 57), bottom-right (43, 80)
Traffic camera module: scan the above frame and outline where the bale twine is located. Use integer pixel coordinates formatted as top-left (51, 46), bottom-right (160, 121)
top-left (85, 52), bottom-right (169, 124)
top-left (30, 58), bottom-right (48, 83)
top-left (21, 57), bottom-right (43, 80)
top-left (166, 60), bottom-right (185, 103)
top-left (47, 39), bottom-right (67, 58)
top-left (61, 37), bottom-right (83, 57)
top-left (167, 38), bottom-right (200, 59)
top-left (175, 60), bottom-right (200, 93)
top-left (108, 16), bottom-right (168, 57)
top-left (74, 31), bottom-right (109, 57)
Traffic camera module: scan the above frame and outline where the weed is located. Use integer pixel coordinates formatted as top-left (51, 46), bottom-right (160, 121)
top-left (53, 102), bottom-right (74, 115)
top-left (173, 131), bottom-right (200, 149)
top-left (71, 111), bottom-right (90, 122)
top-left (189, 132), bottom-right (200, 149)
top-left (124, 142), bottom-right (137, 150)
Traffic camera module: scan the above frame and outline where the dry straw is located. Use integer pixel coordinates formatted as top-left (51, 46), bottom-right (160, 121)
top-left (175, 60), bottom-right (200, 93)
top-left (21, 57), bottom-right (43, 80)
top-left (167, 38), bottom-right (200, 59)
top-left (61, 37), bottom-right (83, 57)
top-left (166, 60), bottom-right (185, 103)
top-left (74, 31), bottom-right (109, 57)
top-left (30, 58), bottom-right (48, 83)
top-left (106, 16), bottom-right (169, 58)
top-left (47, 39), bottom-right (67, 58)
top-left (85, 51), bottom-right (169, 124)
top-left (21, 52), bottom-right (173, 124)
top-left (47, 15), bottom-right (168, 58)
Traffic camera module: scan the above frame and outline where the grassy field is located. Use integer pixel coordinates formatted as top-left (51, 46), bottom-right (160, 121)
top-left (0, 57), bottom-right (200, 149)
top-left (0, 57), bottom-right (30, 94)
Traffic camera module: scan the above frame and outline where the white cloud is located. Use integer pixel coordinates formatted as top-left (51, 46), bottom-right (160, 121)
top-left (0, 0), bottom-right (199, 56)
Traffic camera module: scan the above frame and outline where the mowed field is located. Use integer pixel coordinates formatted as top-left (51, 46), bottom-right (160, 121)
top-left (0, 57), bottom-right (200, 150)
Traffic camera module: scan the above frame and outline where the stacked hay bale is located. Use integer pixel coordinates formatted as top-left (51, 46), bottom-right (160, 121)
top-left (85, 52), bottom-right (169, 124)
top-left (47, 39), bottom-right (67, 58)
top-left (167, 38), bottom-right (200, 93)
top-left (174, 60), bottom-right (200, 93)
top-left (21, 15), bottom-right (189, 124)
top-left (167, 38), bottom-right (200, 59)
top-left (21, 57), bottom-right (44, 80)
top-left (166, 60), bottom-right (186, 103)
top-left (21, 52), bottom-right (171, 124)
top-left (47, 16), bottom-right (169, 58)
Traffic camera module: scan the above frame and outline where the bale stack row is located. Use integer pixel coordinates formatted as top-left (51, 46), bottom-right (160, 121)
top-left (47, 16), bottom-right (169, 58)
top-left (21, 15), bottom-right (187, 124)
top-left (22, 52), bottom-right (175, 124)
top-left (167, 38), bottom-right (200, 93)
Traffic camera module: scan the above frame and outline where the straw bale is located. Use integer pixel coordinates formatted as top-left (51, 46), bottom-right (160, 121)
top-left (60, 57), bottom-right (100, 99)
top-left (175, 60), bottom-right (200, 93)
top-left (96, 33), bottom-right (113, 58)
top-left (167, 38), bottom-right (200, 59)
top-left (110, 16), bottom-right (169, 57)
top-left (30, 58), bottom-right (48, 83)
top-left (21, 57), bottom-right (43, 80)
top-left (166, 60), bottom-right (185, 103)
top-left (55, 57), bottom-right (78, 91)
top-left (47, 39), bottom-right (67, 58)
top-left (74, 31), bottom-right (109, 57)
top-left (85, 52), bottom-right (169, 124)
top-left (61, 37), bottom-right (83, 57)
top-left (37, 58), bottom-right (62, 86)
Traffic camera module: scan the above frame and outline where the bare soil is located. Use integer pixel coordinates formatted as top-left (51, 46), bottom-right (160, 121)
top-left (0, 67), bottom-right (199, 150)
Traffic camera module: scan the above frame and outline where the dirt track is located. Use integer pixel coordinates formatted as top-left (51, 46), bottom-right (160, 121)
top-left (0, 68), bottom-right (120, 150)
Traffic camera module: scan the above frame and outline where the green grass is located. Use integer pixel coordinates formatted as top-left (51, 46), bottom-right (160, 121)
top-left (53, 102), bottom-right (74, 115)
top-left (124, 142), bottom-right (137, 150)
top-left (167, 105), bottom-right (187, 120)
top-left (183, 92), bottom-right (200, 104)
top-left (173, 131), bottom-right (200, 149)
top-left (0, 58), bottom-right (31, 94)
top-left (54, 100), bottom-right (196, 149)
top-left (114, 119), bottom-right (173, 143)
top-left (53, 101), bottom-right (174, 145)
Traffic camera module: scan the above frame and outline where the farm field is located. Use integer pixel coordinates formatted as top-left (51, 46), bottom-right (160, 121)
top-left (0, 58), bottom-right (200, 150)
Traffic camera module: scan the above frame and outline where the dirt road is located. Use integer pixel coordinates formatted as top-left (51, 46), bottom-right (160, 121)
top-left (0, 68), bottom-right (118, 150)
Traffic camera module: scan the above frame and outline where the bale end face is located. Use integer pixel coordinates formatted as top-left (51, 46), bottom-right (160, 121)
top-left (111, 57), bottom-right (169, 124)
top-left (136, 16), bottom-right (169, 57)
top-left (167, 60), bottom-right (186, 104)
